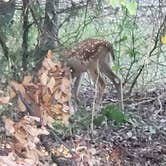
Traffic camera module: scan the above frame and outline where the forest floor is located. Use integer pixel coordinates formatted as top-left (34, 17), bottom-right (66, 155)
top-left (63, 82), bottom-right (166, 166)
top-left (0, 81), bottom-right (166, 166)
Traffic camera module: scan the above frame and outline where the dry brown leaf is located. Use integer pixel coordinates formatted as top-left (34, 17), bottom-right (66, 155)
top-left (62, 112), bottom-right (70, 126)
top-left (38, 68), bottom-right (48, 77)
top-left (62, 105), bottom-right (70, 112)
top-left (47, 50), bottom-right (53, 59)
top-left (0, 96), bottom-right (10, 104)
top-left (110, 147), bottom-right (121, 166)
top-left (54, 90), bottom-right (62, 101)
top-left (53, 79), bottom-right (62, 91)
top-left (26, 148), bottom-right (40, 164)
top-left (0, 152), bottom-right (40, 166)
top-left (52, 144), bottom-right (72, 158)
top-left (47, 76), bottom-right (56, 93)
top-left (42, 114), bottom-right (54, 128)
top-left (48, 105), bottom-right (70, 126)
top-left (10, 81), bottom-right (25, 94)
top-left (14, 130), bottom-right (28, 146)
top-left (50, 104), bottom-right (63, 115)
top-left (42, 92), bottom-right (51, 106)
top-left (24, 115), bottom-right (40, 122)
top-left (60, 93), bottom-right (70, 103)
top-left (5, 118), bottom-right (15, 134)
top-left (23, 124), bottom-right (49, 139)
top-left (61, 77), bottom-right (71, 88)
top-left (42, 57), bottom-right (55, 71)
top-left (18, 98), bottom-right (26, 112)
top-left (40, 72), bottom-right (48, 85)
top-left (60, 84), bottom-right (68, 94)
top-left (32, 87), bottom-right (42, 105)
top-left (9, 87), bottom-right (16, 99)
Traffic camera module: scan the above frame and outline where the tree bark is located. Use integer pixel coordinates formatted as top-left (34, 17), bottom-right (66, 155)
top-left (0, 0), bottom-right (15, 60)
top-left (35, 0), bottom-right (59, 62)
top-left (0, 34), bottom-right (8, 60)
top-left (22, 0), bottom-right (29, 71)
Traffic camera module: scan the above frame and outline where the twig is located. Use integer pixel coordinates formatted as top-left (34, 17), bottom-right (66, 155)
top-left (91, 59), bottom-right (100, 133)
top-left (128, 16), bottom-right (166, 94)
top-left (0, 35), bottom-right (9, 60)
top-left (129, 92), bottom-right (166, 107)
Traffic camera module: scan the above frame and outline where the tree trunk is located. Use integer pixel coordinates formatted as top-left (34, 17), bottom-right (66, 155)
top-left (0, 0), bottom-right (15, 60)
top-left (22, 0), bottom-right (29, 71)
top-left (35, 0), bottom-right (59, 62)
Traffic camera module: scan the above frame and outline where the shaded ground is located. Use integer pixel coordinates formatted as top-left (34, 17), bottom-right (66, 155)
top-left (67, 82), bottom-right (166, 166)
top-left (0, 81), bottom-right (166, 166)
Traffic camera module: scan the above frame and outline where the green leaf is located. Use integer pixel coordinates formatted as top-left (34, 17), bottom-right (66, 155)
top-left (119, 0), bottom-right (127, 6)
top-left (126, 1), bottom-right (137, 15)
top-left (112, 65), bottom-right (120, 72)
top-left (119, 36), bottom-right (128, 43)
top-left (134, 51), bottom-right (141, 56)
top-left (94, 115), bottom-right (105, 126)
top-left (108, 0), bottom-right (120, 8)
top-left (102, 105), bottom-right (129, 124)
top-left (127, 49), bottom-right (136, 57)
top-left (107, 0), bottom-right (137, 15)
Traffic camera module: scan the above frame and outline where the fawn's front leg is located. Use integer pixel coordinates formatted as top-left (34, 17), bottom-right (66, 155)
top-left (73, 74), bottom-right (82, 104)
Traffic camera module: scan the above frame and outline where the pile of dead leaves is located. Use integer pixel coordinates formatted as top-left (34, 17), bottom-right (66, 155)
top-left (10, 50), bottom-right (72, 126)
top-left (0, 50), bottom-right (72, 165)
top-left (0, 116), bottom-right (51, 166)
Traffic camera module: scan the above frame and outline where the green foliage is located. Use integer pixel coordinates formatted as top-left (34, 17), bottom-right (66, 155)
top-left (28, 25), bottom-right (38, 48)
top-left (0, 0), bottom-right (162, 95)
top-left (93, 115), bottom-right (106, 126)
top-left (127, 48), bottom-right (140, 59)
top-left (70, 105), bottom-right (133, 131)
top-left (103, 105), bottom-right (129, 123)
top-left (53, 121), bottom-right (68, 135)
top-left (109, 0), bottom-right (120, 8)
top-left (69, 107), bottom-right (91, 130)
top-left (125, 1), bottom-right (137, 15)
top-left (119, 35), bottom-right (128, 43)
top-left (108, 0), bottom-right (137, 15)
top-left (94, 105), bottom-right (131, 126)
top-left (112, 65), bottom-right (120, 72)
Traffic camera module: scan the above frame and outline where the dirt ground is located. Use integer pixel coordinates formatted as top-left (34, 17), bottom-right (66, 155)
top-left (0, 83), bottom-right (166, 166)
top-left (67, 84), bottom-right (166, 166)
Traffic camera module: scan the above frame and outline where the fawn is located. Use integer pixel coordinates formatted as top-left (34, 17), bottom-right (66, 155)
top-left (60, 38), bottom-right (123, 109)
